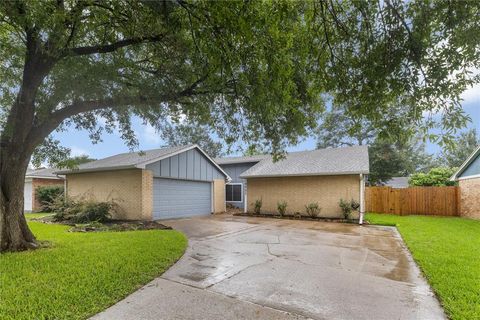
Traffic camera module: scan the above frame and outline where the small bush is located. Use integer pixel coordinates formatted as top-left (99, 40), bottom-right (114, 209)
top-left (72, 201), bottom-right (114, 223)
top-left (277, 201), bottom-right (288, 216)
top-left (339, 199), bottom-right (359, 220)
top-left (305, 202), bottom-right (321, 218)
top-left (35, 185), bottom-right (64, 212)
top-left (51, 195), bottom-right (116, 223)
top-left (253, 199), bottom-right (262, 214)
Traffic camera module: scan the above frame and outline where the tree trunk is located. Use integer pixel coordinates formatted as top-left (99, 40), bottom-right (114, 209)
top-left (0, 155), bottom-right (37, 252)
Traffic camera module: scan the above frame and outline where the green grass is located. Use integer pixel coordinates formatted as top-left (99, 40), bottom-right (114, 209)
top-left (366, 213), bottom-right (480, 320)
top-left (0, 217), bottom-right (187, 320)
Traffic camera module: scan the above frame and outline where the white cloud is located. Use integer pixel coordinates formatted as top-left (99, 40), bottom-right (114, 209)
top-left (70, 146), bottom-right (90, 157)
top-left (142, 124), bottom-right (162, 145)
top-left (461, 82), bottom-right (480, 105)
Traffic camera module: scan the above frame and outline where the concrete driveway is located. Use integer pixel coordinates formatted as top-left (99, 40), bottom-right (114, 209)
top-left (92, 215), bottom-right (445, 320)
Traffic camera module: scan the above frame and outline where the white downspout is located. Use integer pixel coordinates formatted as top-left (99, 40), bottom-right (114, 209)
top-left (244, 182), bottom-right (248, 214)
top-left (359, 174), bottom-right (365, 224)
top-left (63, 177), bottom-right (67, 200)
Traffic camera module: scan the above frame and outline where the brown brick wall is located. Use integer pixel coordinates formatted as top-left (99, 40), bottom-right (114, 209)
top-left (246, 175), bottom-right (360, 218)
top-left (459, 177), bottom-right (480, 219)
top-left (213, 179), bottom-right (226, 213)
top-left (31, 178), bottom-right (64, 212)
top-left (66, 169), bottom-right (151, 220)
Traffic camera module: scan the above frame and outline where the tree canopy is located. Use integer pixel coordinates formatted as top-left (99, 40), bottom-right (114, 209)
top-left (161, 123), bottom-right (224, 158)
top-left (440, 128), bottom-right (480, 168)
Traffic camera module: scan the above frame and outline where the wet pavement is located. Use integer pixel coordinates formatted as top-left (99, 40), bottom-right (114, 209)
top-left (92, 215), bottom-right (445, 320)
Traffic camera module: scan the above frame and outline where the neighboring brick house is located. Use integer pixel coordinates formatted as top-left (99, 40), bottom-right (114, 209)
top-left (216, 146), bottom-right (369, 222)
top-left (24, 168), bottom-right (64, 212)
top-left (451, 146), bottom-right (480, 219)
top-left (57, 145), bottom-right (229, 220)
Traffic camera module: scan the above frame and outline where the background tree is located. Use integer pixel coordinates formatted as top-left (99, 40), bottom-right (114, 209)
top-left (1, 1), bottom-right (479, 251)
top-left (439, 128), bottom-right (480, 168)
top-left (316, 108), bottom-right (436, 184)
top-left (367, 136), bottom-right (436, 185)
top-left (161, 123), bottom-right (224, 158)
top-left (316, 105), bottom-right (377, 148)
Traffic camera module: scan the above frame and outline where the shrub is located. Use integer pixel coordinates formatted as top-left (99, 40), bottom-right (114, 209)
top-left (339, 199), bottom-right (360, 220)
top-left (72, 201), bottom-right (114, 223)
top-left (277, 201), bottom-right (288, 216)
top-left (35, 185), bottom-right (64, 212)
top-left (51, 195), bottom-right (116, 223)
top-left (253, 199), bottom-right (262, 214)
top-left (305, 202), bottom-right (321, 218)
top-left (409, 167), bottom-right (457, 186)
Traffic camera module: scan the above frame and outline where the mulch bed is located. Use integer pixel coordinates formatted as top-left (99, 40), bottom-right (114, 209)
top-left (233, 212), bottom-right (360, 223)
top-left (30, 215), bottom-right (171, 232)
top-left (70, 221), bottom-right (172, 232)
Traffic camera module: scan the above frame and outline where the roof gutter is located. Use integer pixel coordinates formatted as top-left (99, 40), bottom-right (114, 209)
top-left (239, 171), bottom-right (370, 179)
top-left (55, 165), bottom-right (136, 175)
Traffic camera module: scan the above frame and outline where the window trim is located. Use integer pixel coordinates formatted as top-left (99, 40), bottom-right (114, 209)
top-left (226, 183), bottom-right (243, 202)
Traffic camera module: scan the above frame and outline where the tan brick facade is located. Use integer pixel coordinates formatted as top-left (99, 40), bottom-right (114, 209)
top-left (31, 178), bottom-right (64, 212)
top-left (141, 170), bottom-right (154, 220)
top-left (213, 179), bottom-right (226, 213)
top-left (246, 175), bottom-right (360, 218)
top-left (66, 169), bottom-right (152, 220)
top-left (459, 177), bottom-right (480, 219)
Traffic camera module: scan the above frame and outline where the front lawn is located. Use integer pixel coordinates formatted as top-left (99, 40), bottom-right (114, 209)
top-left (0, 216), bottom-right (187, 320)
top-left (366, 213), bottom-right (480, 320)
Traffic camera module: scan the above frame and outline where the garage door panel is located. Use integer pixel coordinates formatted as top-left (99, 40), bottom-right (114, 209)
top-left (153, 178), bottom-right (211, 220)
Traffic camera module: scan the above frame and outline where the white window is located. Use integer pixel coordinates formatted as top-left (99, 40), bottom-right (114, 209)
top-left (226, 183), bottom-right (242, 202)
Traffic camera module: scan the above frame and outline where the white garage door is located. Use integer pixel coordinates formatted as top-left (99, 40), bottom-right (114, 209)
top-left (24, 181), bottom-right (33, 212)
top-left (153, 178), bottom-right (212, 220)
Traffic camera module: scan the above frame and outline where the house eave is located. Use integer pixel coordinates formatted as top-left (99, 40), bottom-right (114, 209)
top-left (240, 171), bottom-right (370, 179)
top-left (450, 145), bottom-right (480, 181)
top-left (55, 165), bottom-right (137, 175)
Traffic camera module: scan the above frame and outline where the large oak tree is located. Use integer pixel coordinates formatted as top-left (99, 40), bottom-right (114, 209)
top-left (1, 0), bottom-right (479, 252)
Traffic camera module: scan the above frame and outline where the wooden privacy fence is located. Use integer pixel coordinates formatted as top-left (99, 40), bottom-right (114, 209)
top-left (365, 186), bottom-right (459, 216)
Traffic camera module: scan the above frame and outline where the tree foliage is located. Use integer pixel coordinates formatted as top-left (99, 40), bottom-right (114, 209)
top-left (316, 104), bottom-right (377, 148)
top-left (409, 167), bottom-right (457, 187)
top-left (316, 106), bottom-right (436, 184)
top-left (367, 136), bottom-right (436, 185)
top-left (161, 123), bottom-right (224, 158)
top-left (440, 129), bottom-right (480, 168)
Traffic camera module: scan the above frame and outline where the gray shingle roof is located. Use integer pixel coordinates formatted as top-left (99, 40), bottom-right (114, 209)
top-left (26, 168), bottom-right (63, 179)
top-left (384, 177), bottom-right (409, 188)
top-left (238, 146), bottom-right (369, 178)
top-left (214, 154), bottom-right (270, 165)
top-left (56, 145), bottom-right (192, 174)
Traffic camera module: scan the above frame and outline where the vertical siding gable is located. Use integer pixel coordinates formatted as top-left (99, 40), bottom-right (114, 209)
top-left (460, 154), bottom-right (480, 178)
top-left (179, 152), bottom-right (187, 179)
top-left (160, 158), bottom-right (170, 177)
top-left (146, 148), bottom-right (225, 181)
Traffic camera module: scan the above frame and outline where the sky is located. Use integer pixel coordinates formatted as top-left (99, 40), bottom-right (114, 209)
top-left (52, 84), bottom-right (480, 160)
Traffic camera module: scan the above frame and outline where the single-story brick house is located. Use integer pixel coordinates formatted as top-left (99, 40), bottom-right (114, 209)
top-left (24, 168), bottom-right (64, 212)
top-left (216, 146), bottom-right (369, 221)
top-left (57, 145), bottom-right (369, 222)
top-left (451, 145), bottom-right (480, 219)
top-left (57, 145), bottom-right (229, 220)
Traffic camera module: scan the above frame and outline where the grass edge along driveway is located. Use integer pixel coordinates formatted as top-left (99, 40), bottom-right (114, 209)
top-left (0, 214), bottom-right (187, 320)
top-left (366, 213), bottom-right (480, 320)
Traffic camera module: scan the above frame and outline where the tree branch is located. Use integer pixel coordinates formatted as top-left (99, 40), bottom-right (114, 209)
top-left (63, 34), bottom-right (166, 56)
